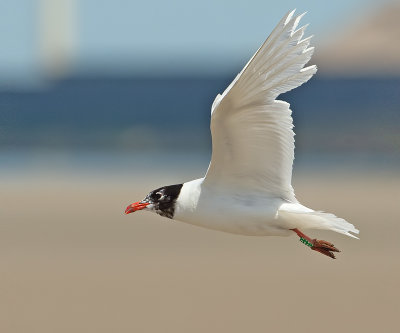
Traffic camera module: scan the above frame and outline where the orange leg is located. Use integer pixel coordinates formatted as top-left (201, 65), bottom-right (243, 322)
top-left (291, 228), bottom-right (340, 259)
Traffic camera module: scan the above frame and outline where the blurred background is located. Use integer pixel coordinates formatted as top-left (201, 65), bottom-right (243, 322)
top-left (1, 1), bottom-right (399, 332)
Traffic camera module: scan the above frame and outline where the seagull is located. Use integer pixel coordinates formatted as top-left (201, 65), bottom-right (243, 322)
top-left (125, 10), bottom-right (359, 259)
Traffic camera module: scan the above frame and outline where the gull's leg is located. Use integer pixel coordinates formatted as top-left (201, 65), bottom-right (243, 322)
top-left (291, 228), bottom-right (340, 259)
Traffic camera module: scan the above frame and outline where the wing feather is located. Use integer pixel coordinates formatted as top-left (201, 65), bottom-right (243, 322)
top-left (204, 11), bottom-right (316, 201)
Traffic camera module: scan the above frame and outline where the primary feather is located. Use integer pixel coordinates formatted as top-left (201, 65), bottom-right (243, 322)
top-left (205, 10), bottom-right (317, 202)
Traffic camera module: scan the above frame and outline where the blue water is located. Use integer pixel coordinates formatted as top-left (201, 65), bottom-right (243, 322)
top-left (0, 75), bottom-right (399, 152)
top-left (0, 75), bottom-right (399, 177)
top-left (1, 149), bottom-right (398, 181)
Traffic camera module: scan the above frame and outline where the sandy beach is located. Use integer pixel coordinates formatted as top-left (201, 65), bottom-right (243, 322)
top-left (1, 169), bottom-right (399, 332)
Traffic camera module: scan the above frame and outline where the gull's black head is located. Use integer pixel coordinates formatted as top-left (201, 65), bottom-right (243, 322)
top-left (125, 184), bottom-right (183, 219)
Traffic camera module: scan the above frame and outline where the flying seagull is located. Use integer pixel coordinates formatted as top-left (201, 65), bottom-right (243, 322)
top-left (125, 10), bottom-right (359, 259)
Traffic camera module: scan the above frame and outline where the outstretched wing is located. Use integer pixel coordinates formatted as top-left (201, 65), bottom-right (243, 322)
top-left (204, 10), bottom-right (317, 201)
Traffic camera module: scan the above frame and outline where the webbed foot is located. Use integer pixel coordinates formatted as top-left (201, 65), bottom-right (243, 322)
top-left (291, 228), bottom-right (340, 259)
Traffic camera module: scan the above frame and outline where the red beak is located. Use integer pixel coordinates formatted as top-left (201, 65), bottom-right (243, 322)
top-left (125, 201), bottom-right (149, 214)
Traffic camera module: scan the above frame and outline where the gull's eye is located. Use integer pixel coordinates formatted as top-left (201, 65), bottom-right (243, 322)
top-left (153, 192), bottom-right (163, 201)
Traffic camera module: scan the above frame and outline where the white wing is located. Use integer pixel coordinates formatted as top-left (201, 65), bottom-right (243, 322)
top-left (204, 10), bottom-right (317, 201)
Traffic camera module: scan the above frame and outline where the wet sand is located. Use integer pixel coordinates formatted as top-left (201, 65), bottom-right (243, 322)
top-left (1, 170), bottom-right (399, 332)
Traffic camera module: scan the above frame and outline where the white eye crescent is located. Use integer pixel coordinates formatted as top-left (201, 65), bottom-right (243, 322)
top-left (155, 192), bottom-right (165, 200)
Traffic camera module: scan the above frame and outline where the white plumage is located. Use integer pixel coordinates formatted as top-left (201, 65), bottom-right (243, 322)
top-left (174, 10), bottom-right (359, 239)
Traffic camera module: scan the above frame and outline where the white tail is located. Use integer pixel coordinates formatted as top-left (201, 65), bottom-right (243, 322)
top-left (279, 204), bottom-right (359, 239)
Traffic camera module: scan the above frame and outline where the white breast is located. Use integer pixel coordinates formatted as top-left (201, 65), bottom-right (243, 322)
top-left (173, 179), bottom-right (292, 236)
